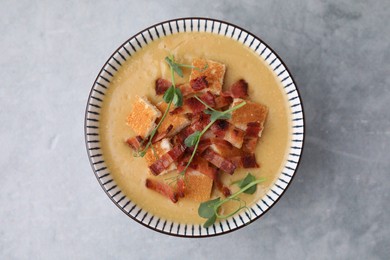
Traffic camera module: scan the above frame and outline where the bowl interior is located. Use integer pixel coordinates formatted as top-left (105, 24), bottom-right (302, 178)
top-left (85, 18), bottom-right (304, 237)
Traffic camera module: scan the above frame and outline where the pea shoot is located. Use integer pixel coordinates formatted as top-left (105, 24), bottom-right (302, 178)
top-left (198, 173), bottom-right (266, 228)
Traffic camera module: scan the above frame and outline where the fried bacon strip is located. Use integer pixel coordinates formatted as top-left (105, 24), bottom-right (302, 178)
top-left (230, 79), bottom-right (249, 98)
top-left (242, 122), bottom-right (261, 153)
top-left (151, 124), bottom-right (173, 143)
top-left (145, 178), bottom-right (178, 203)
top-left (210, 120), bottom-right (245, 149)
top-left (214, 95), bottom-right (233, 109)
top-left (231, 153), bottom-right (259, 168)
top-left (188, 156), bottom-right (217, 180)
top-left (126, 136), bottom-right (143, 150)
top-left (222, 79), bottom-right (249, 99)
top-left (199, 91), bottom-right (216, 107)
top-left (155, 78), bottom-right (172, 95)
top-left (170, 97), bottom-right (205, 115)
top-left (177, 177), bottom-right (186, 198)
top-left (190, 76), bottom-right (208, 91)
top-left (202, 148), bottom-right (236, 175)
top-left (149, 145), bottom-right (185, 175)
top-left (174, 114), bottom-right (211, 147)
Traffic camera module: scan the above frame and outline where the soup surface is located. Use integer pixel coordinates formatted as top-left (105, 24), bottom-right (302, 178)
top-left (100, 32), bottom-right (291, 224)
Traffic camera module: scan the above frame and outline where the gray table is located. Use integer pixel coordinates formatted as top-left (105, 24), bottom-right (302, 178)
top-left (1, 0), bottom-right (389, 259)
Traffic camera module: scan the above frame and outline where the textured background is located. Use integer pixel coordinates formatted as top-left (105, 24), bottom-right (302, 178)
top-left (1, 0), bottom-right (389, 259)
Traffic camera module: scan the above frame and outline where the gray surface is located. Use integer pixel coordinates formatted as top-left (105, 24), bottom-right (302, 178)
top-left (1, 0), bottom-right (389, 259)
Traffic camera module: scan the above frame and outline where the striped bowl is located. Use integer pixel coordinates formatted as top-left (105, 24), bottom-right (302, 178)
top-left (85, 18), bottom-right (305, 237)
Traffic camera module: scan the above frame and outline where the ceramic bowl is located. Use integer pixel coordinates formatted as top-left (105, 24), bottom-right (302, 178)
top-left (85, 17), bottom-right (304, 237)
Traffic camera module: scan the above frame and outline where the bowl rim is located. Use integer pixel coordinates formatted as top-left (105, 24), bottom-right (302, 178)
top-left (84, 17), bottom-right (305, 237)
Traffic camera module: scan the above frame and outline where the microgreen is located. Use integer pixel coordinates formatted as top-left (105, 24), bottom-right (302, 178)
top-left (163, 86), bottom-right (175, 103)
top-left (198, 173), bottom-right (266, 228)
top-left (198, 198), bottom-right (221, 218)
top-left (184, 131), bottom-right (200, 147)
top-left (165, 56), bottom-right (184, 77)
top-left (179, 100), bottom-right (246, 175)
top-left (235, 173), bottom-right (264, 195)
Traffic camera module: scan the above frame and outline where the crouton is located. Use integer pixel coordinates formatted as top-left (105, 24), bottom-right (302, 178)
top-left (184, 170), bottom-right (213, 202)
top-left (229, 98), bottom-right (268, 137)
top-left (126, 96), bottom-right (161, 138)
top-left (156, 102), bottom-right (191, 137)
top-left (144, 138), bottom-right (177, 175)
top-left (189, 58), bottom-right (226, 95)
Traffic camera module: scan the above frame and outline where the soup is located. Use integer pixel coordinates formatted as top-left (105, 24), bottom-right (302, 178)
top-left (100, 32), bottom-right (291, 224)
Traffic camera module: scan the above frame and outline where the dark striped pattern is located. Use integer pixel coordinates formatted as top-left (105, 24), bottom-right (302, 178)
top-left (85, 18), bottom-right (304, 237)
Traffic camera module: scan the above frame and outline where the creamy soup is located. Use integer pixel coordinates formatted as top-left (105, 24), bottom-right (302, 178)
top-left (100, 32), bottom-right (291, 224)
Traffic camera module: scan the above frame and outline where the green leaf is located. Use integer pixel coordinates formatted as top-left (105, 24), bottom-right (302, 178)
top-left (216, 112), bottom-right (231, 120)
top-left (198, 197), bottom-right (220, 219)
top-left (203, 214), bottom-right (217, 228)
top-left (204, 109), bottom-right (232, 121)
top-left (237, 173), bottom-right (257, 194)
top-left (163, 86), bottom-right (175, 103)
top-left (165, 56), bottom-right (183, 77)
top-left (173, 88), bottom-right (183, 107)
top-left (184, 131), bottom-right (200, 147)
top-left (204, 109), bottom-right (214, 115)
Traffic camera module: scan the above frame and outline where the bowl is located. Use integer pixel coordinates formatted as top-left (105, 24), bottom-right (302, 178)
top-left (85, 17), bottom-right (304, 237)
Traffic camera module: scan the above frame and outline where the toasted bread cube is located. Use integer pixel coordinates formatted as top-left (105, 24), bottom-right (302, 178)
top-left (229, 98), bottom-right (268, 137)
top-left (145, 138), bottom-right (176, 174)
top-left (184, 170), bottom-right (213, 202)
top-left (156, 102), bottom-right (191, 137)
top-left (127, 96), bottom-right (162, 138)
top-left (189, 58), bottom-right (226, 95)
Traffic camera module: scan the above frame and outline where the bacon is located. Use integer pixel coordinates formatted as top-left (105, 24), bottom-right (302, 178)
top-left (199, 91), bottom-right (216, 107)
top-left (242, 122), bottom-right (261, 153)
top-left (176, 152), bottom-right (191, 172)
top-left (177, 177), bottom-right (186, 198)
top-left (190, 76), bottom-right (208, 91)
top-left (202, 148), bottom-right (236, 175)
top-left (215, 172), bottom-right (231, 197)
top-left (197, 138), bottom-right (211, 154)
top-left (188, 156), bottom-right (217, 180)
top-left (171, 97), bottom-right (205, 115)
top-left (126, 136), bottom-right (143, 151)
top-left (168, 144), bottom-right (185, 160)
top-left (211, 120), bottom-right (229, 134)
top-left (230, 79), bottom-right (248, 98)
top-left (210, 120), bottom-right (245, 149)
top-left (242, 138), bottom-right (258, 153)
top-left (241, 154), bottom-right (259, 168)
top-left (155, 78), bottom-right (172, 95)
top-left (152, 124), bottom-right (173, 143)
top-left (191, 112), bottom-right (211, 130)
top-left (174, 126), bottom-right (194, 146)
top-left (245, 122), bottom-right (261, 137)
top-left (145, 178), bottom-right (178, 203)
top-left (174, 113), bottom-right (211, 147)
top-left (231, 153), bottom-right (259, 168)
top-left (149, 145), bottom-right (185, 175)
top-left (214, 95), bottom-right (233, 109)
